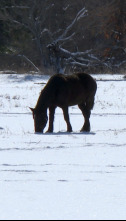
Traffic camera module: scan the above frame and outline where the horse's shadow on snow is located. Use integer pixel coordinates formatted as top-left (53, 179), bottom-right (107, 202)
top-left (35, 131), bottom-right (96, 136)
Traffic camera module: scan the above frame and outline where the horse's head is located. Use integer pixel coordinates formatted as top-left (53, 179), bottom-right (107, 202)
top-left (30, 108), bottom-right (48, 133)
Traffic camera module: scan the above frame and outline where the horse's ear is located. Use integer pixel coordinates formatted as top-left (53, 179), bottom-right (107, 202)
top-left (29, 107), bottom-right (35, 113)
top-left (29, 107), bottom-right (36, 119)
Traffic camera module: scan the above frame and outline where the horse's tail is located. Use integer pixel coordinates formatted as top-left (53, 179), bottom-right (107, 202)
top-left (86, 82), bottom-right (97, 110)
top-left (86, 95), bottom-right (94, 110)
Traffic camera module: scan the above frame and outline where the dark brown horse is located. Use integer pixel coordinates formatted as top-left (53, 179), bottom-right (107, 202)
top-left (30, 73), bottom-right (97, 133)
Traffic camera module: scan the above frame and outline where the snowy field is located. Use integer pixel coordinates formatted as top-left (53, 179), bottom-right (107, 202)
top-left (0, 73), bottom-right (126, 220)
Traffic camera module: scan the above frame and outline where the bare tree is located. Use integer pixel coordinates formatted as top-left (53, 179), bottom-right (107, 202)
top-left (0, 0), bottom-right (55, 71)
top-left (0, 0), bottom-right (125, 73)
top-left (47, 7), bottom-right (89, 73)
top-left (48, 0), bottom-right (126, 73)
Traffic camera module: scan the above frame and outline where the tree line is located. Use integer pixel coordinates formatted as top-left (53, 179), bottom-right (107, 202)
top-left (0, 0), bottom-right (126, 74)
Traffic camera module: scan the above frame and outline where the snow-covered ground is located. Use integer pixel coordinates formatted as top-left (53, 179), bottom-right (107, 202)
top-left (0, 73), bottom-right (126, 220)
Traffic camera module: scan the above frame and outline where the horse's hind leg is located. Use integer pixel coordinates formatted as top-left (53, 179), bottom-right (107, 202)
top-left (62, 107), bottom-right (72, 132)
top-left (78, 103), bottom-right (91, 132)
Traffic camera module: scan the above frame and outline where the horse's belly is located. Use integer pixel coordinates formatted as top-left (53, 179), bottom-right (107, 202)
top-left (55, 85), bottom-right (86, 107)
top-left (65, 93), bottom-right (86, 106)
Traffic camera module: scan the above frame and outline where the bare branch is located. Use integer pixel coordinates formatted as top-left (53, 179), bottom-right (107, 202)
top-left (57, 7), bottom-right (88, 42)
top-left (18, 55), bottom-right (40, 73)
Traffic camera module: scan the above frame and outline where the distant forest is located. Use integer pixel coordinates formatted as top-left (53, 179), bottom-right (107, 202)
top-left (0, 0), bottom-right (126, 74)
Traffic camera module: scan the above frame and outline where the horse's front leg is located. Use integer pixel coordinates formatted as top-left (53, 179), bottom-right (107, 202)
top-left (46, 106), bottom-right (56, 133)
top-left (62, 106), bottom-right (72, 133)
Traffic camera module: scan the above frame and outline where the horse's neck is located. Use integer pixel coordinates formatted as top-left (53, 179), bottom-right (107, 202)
top-left (35, 89), bottom-right (49, 113)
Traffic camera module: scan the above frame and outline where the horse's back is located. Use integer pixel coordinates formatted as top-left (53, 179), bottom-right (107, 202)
top-left (49, 73), bottom-right (96, 86)
top-left (47, 73), bottom-right (97, 107)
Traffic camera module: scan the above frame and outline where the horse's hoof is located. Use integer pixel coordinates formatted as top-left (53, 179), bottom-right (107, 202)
top-left (46, 130), bottom-right (53, 133)
top-left (67, 129), bottom-right (73, 133)
top-left (80, 130), bottom-right (90, 133)
top-left (80, 127), bottom-right (90, 133)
